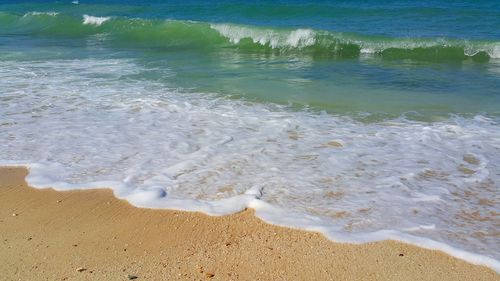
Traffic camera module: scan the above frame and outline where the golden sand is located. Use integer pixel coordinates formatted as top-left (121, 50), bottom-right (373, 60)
top-left (0, 167), bottom-right (498, 280)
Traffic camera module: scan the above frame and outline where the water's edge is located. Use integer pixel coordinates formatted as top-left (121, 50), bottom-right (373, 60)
top-left (2, 163), bottom-right (499, 274)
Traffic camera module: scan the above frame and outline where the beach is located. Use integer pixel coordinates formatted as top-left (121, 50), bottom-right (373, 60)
top-left (1, 1), bottom-right (500, 279)
top-left (1, 167), bottom-right (498, 280)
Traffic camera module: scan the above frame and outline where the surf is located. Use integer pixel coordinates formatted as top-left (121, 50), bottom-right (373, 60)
top-left (1, 12), bottom-right (498, 62)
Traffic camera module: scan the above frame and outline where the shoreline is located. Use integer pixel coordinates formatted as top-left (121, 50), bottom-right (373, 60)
top-left (1, 167), bottom-right (498, 280)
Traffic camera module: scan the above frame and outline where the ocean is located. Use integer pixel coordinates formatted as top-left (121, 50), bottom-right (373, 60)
top-left (0, 0), bottom-right (499, 271)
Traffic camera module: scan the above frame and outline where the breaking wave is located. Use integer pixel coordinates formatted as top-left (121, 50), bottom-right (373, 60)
top-left (0, 12), bottom-right (498, 61)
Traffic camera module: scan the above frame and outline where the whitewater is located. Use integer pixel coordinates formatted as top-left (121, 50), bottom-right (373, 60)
top-left (0, 12), bottom-right (498, 61)
top-left (1, 58), bottom-right (499, 271)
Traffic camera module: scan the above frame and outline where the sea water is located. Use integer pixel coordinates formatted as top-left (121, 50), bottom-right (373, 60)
top-left (0, 0), bottom-right (499, 271)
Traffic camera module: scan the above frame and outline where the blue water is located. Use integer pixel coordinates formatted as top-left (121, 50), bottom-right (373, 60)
top-left (1, 0), bottom-right (499, 271)
top-left (3, 0), bottom-right (500, 38)
top-left (1, 0), bottom-right (499, 117)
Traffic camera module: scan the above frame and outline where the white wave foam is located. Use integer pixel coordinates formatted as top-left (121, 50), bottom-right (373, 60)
top-left (211, 24), bottom-right (315, 49)
top-left (1, 58), bottom-right (499, 272)
top-left (211, 24), bottom-right (500, 60)
top-left (357, 37), bottom-right (452, 54)
top-left (82, 15), bottom-right (110, 26)
top-left (286, 29), bottom-right (316, 48)
top-left (485, 43), bottom-right (500, 59)
top-left (463, 42), bottom-right (500, 58)
top-left (249, 200), bottom-right (500, 273)
top-left (359, 48), bottom-right (376, 54)
top-left (403, 224), bottom-right (436, 232)
top-left (358, 38), bottom-right (500, 59)
top-left (23, 11), bottom-right (59, 17)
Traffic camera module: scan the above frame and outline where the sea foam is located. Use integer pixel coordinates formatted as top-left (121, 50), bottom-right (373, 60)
top-left (0, 58), bottom-right (499, 272)
top-left (211, 24), bottom-right (316, 49)
top-left (82, 15), bottom-right (110, 26)
top-left (23, 11), bottom-right (59, 17)
top-left (4, 12), bottom-right (500, 60)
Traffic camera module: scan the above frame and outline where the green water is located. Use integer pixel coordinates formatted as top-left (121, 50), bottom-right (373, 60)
top-left (0, 1), bottom-right (499, 119)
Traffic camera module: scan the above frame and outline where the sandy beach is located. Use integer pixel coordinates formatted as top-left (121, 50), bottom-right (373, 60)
top-left (0, 167), bottom-right (497, 280)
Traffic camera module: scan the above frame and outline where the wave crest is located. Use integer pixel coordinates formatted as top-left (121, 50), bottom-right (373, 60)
top-left (211, 24), bottom-right (316, 49)
top-left (1, 12), bottom-right (498, 61)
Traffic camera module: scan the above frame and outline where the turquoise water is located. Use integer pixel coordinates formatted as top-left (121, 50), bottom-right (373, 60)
top-left (1, 1), bottom-right (500, 270)
top-left (1, 0), bottom-right (499, 118)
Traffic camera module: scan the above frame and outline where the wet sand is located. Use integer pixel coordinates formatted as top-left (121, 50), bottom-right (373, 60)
top-left (0, 167), bottom-right (498, 280)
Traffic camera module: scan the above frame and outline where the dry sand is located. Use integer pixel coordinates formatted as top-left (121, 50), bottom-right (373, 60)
top-left (0, 167), bottom-right (498, 280)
